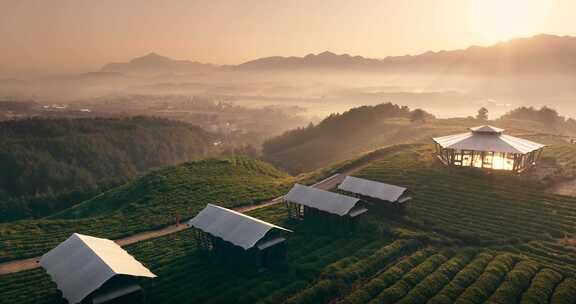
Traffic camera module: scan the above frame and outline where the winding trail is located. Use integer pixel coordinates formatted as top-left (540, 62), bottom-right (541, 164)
top-left (0, 172), bottom-right (352, 275)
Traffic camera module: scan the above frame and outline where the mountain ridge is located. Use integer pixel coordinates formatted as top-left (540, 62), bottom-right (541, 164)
top-left (101, 52), bottom-right (216, 74)
top-left (237, 34), bottom-right (576, 73)
top-left (100, 34), bottom-right (576, 75)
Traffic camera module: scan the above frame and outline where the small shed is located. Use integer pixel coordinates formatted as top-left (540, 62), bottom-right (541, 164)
top-left (284, 184), bottom-right (368, 229)
top-left (338, 176), bottom-right (411, 212)
top-left (39, 233), bottom-right (156, 304)
top-left (433, 125), bottom-right (545, 172)
top-left (188, 204), bottom-right (292, 267)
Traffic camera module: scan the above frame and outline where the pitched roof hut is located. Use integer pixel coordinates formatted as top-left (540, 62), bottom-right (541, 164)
top-left (338, 176), bottom-right (411, 208)
top-left (188, 204), bottom-right (292, 267)
top-left (284, 184), bottom-right (368, 228)
top-left (432, 125), bottom-right (545, 172)
top-left (39, 233), bottom-right (156, 304)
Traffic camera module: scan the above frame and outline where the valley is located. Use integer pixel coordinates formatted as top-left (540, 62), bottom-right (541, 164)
top-left (3, 11), bottom-right (576, 302)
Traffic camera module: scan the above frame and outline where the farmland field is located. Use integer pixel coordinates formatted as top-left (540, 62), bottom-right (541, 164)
top-left (0, 157), bottom-right (293, 262)
top-left (2, 204), bottom-right (576, 304)
top-left (2, 139), bottom-right (576, 303)
top-left (354, 143), bottom-right (576, 275)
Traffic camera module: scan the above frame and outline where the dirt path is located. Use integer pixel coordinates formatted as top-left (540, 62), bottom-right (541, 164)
top-left (0, 171), bottom-right (357, 275)
top-left (236, 173), bottom-right (346, 213)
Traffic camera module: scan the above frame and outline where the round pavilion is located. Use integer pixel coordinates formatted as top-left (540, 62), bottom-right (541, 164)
top-left (432, 125), bottom-right (545, 172)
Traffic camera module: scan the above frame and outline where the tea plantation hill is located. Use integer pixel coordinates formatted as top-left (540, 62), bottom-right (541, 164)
top-left (0, 157), bottom-right (294, 262)
top-left (3, 140), bottom-right (576, 303)
top-left (262, 103), bottom-right (576, 174)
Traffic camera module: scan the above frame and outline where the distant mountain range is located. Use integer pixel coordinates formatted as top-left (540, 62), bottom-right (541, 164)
top-left (101, 52), bottom-right (216, 74)
top-left (235, 51), bottom-right (383, 71)
top-left (236, 34), bottom-right (576, 74)
top-left (100, 34), bottom-right (576, 75)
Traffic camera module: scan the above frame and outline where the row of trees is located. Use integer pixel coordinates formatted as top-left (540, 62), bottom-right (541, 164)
top-left (499, 106), bottom-right (564, 125)
top-left (475, 105), bottom-right (571, 126)
top-left (498, 106), bottom-right (576, 135)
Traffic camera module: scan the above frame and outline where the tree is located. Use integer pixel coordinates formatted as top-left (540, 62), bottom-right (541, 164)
top-left (410, 109), bottom-right (427, 123)
top-left (476, 107), bottom-right (488, 121)
top-left (539, 106), bottom-right (561, 125)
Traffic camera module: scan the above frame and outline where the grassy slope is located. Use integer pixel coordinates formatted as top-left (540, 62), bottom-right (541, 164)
top-left (264, 117), bottom-right (466, 174)
top-left (3, 127), bottom-right (576, 303)
top-left (0, 157), bottom-right (293, 262)
top-left (2, 205), bottom-right (575, 304)
top-left (264, 115), bottom-right (571, 174)
top-left (353, 142), bottom-right (576, 275)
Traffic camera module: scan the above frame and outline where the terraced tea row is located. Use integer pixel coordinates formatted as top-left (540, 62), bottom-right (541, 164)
top-left (334, 249), bottom-right (575, 304)
top-left (0, 158), bottom-right (293, 261)
top-left (354, 144), bottom-right (576, 273)
top-left (2, 204), bottom-right (576, 304)
top-left (0, 205), bottom-right (396, 304)
top-left (3, 142), bottom-right (576, 304)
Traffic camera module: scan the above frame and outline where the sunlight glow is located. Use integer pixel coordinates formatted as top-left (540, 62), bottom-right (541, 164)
top-left (456, 152), bottom-right (515, 171)
top-left (468, 0), bottom-right (555, 42)
top-left (487, 154), bottom-right (514, 171)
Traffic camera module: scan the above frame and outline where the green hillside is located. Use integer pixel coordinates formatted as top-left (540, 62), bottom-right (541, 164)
top-left (2, 204), bottom-right (576, 304)
top-left (0, 157), bottom-right (293, 261)
top-left (262, 103), bottom-right (428, 174)
top-left (263, 103), bottom-right (576, 175)
top-left (3, 134), bottom-right (576, 303)
top-left (353, 143), bottom-right (576, 275)
top-left (0, 116), bottom-right (216, 221)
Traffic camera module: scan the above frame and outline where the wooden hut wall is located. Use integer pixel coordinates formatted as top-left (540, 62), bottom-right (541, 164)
top-left (259, 242), bottom-right (287, 267)
top-left (309, 206), bottom-right (356, 232)
top-left (285, 201), bottom-right (304, 219)
top-left (345, 193), bottom-right (404, 211)
top-left (86, 275), bottom-right (144, 304)
top-left (194, 229), bottom-right (213, 251)
top-left (257, 230), bottom-right (288, 267)
top-left (195, 227), bottom-right (288, 267)
top-left (207, 237), bottom-right (257, 265)
top-left (285, 200), bottom-right (355, 231)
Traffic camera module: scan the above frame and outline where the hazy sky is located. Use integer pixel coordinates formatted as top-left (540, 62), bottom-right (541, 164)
top-left (1, 0), bottom-right (575, 76)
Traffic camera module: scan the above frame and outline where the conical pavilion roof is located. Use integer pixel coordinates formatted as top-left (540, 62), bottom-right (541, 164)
top-left (433, 125), bottom-right (545, 154)
top-left (469, 125), bottom-right (505, 134)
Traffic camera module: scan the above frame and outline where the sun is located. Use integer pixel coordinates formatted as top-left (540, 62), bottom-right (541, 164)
top-left (467, 0), bottom-right (554, 42)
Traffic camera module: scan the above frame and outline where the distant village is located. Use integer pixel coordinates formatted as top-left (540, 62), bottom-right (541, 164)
top-left (0, 95), bottom-right (306, 146)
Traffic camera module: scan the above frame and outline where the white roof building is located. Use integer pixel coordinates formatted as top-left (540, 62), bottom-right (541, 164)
top-left (432, 125), bottom-right (545, 171)
top-left (338, 176), bottom-right (409, 203)
top-left (284, 184), bottom-right (363, 216)
top-left (188, 204), bottom-right (291, 250)
top-left (433, 125), bottom-right (544, 154)
top-left (39, 233), bottom-right (156, 304)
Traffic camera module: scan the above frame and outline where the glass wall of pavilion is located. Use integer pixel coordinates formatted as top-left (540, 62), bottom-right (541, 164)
top-left (434, 144), bottom-right (544, 172)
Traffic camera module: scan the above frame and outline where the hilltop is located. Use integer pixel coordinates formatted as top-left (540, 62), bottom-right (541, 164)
top-left (263, 103), bottom-right (576, 175)
top-left (52, 157), bottom-right (290, 220)
top-left (101, 53), bottom-right (216, 75)
top-left (0, 157), bottom-right (293, 262)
